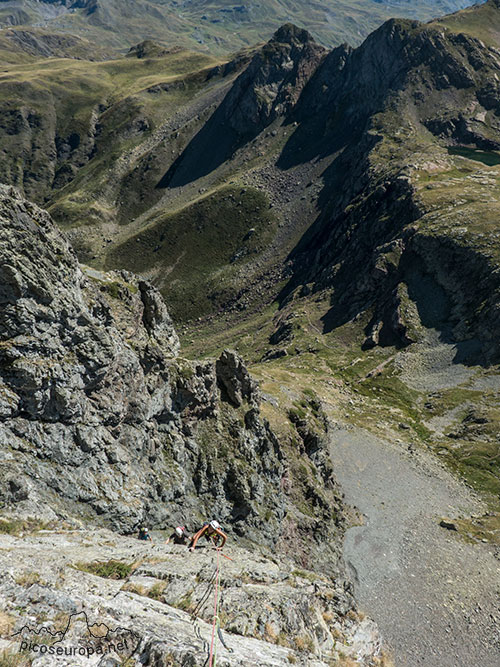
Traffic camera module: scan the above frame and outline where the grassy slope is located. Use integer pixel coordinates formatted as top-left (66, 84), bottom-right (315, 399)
top-left (0, 0), bottom-right (482, 54)
top-left (0, 48), bottom-right (219, 112)
top-left (0, 48), bottom-right (221, 154)
top-left (0, 27), bottom-right (111, 62)
top-left (106, 185), bottom-right (278, 320)
top-left (433, 0), bottom-right (500, 44)
top-left (0, 45), bottom-right (223, 204)
top-left (0, 38), bottom-right (293, 326)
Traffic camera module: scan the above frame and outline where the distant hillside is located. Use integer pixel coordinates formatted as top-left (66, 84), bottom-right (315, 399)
top-left (0, 0), bottom-right (484, 54)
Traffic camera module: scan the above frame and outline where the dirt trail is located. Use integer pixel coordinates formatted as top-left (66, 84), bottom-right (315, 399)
top-left (328, 425), bottom-right (500, 666)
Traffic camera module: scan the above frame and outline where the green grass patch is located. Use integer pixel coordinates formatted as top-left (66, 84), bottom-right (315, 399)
top-left (147, 582), bottom-right (167, 601)
top-left (291, 569), bottom-right (320, 583)
top-left (15, 571), bottom-right (41, 587)
top-left (99, 278), bottom-right (138, 299)
top-left (175, 591), bottom-right (194, 612)
top-left (106, 185), bottom-right (277, 321)
top-left (434, 1), bottom-right (500, 47)
top-left (121, 582), bottom-right (146, 596)
top-left (0, 518), bottom-right (50, 536)
top-left (357, 373), bottom-right (429, 436)
top-left (455, 513), bottom-right (500, 546)
top-left (75, 560), bottom-right (135, 580)
top-left (288, 406), bottom-right (307, 423)
top-left (423, 387), bottom-right (484, 417)
top-left (435, 438), bottom-right (500, 503)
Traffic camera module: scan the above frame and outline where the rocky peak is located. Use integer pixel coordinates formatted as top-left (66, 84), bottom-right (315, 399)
top-left (277, 1), bottom-right (500, 360)
top-left (272, 22), bottom-right (315, 46)
top-left (294, 4), bottom-right (499, 141)
top-left (39, 0), bottom-right (99, 11)
top-left (68, 0), bottom-right (99, 14)
top-left (215, 349), bottom-right (260, 408)
top-left (221, 22), bottom-right (326, 136)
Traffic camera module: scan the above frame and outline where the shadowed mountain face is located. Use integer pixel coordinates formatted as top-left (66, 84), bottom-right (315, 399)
top-left (0, 0), bottom-right (484, 54)
top-left (276, 4), bottom-right (500, 363)
top-left (158, 25), bottom-right (328, 188)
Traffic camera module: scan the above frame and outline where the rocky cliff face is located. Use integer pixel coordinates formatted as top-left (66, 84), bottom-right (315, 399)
top-left (221, 24), bottom-right (327, 137)
top-left (271, 1), bottom-right (500, 363)
top-left (0, 185), bottom-right (345, 576)
top-left (0, 183), bottom-right (383, 664)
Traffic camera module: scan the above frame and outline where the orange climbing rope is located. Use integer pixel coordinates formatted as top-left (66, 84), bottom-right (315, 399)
top-left (208, 547), bottom-right (221, 667)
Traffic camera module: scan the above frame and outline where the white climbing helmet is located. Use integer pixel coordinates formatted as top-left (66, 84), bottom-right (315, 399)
top-left (175, 526), bottom-right (184, 537)
top-left (209, 520), bottom-right (221, 531)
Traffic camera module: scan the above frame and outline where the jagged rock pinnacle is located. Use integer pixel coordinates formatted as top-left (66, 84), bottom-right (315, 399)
top-left (272, 23), bottom-right (315, 46)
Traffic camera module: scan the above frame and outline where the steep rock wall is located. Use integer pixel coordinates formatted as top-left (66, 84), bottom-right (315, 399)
top-left (0, 185), bottom-right (345, 575)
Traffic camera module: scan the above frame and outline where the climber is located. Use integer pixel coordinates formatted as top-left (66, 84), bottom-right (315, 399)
top-left (188, 520), bottom-right (227, 551)
top-left (165, 525), bottom-right (190, 545)
top-left (138, 526), bottom-right (152, 541)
